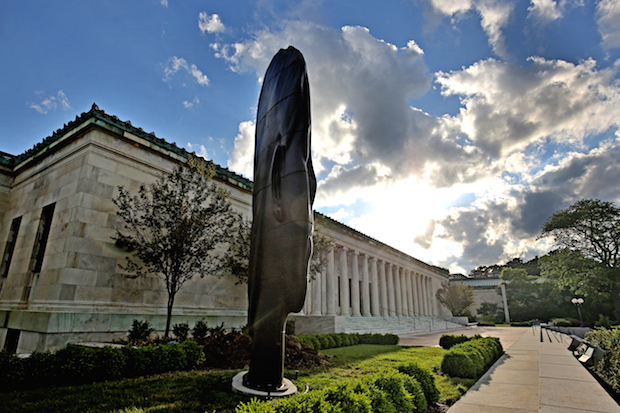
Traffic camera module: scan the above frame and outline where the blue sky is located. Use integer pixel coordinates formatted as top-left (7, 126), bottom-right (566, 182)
top-left (2, 0), bottom-right (620, 274)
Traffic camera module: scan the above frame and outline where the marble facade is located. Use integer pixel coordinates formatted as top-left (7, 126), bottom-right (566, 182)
top-left (0, 105), bottom-right (450, 354)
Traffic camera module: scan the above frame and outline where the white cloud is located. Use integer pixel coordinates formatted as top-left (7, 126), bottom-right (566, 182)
top-left (163, 56), bottom-right (209, 86)
top-left (425, 0), bottom-right (513, 58)
top-left (160, 0), bottom-right (168, 8)
top-left (597, 0), bottom-right (620, 49)
top-left (435, 57), bottom-right (620, 159)
top-left (199, 12), bottom-right (225, 34)
top-left (183, 97), bottom-right (200, 108)
top-left (28, 90), bottom-right (71, 114)
top-left (527, 0), bottom-right (563, 22)
top-left (227, 120), bottom-right (255, 179)
top-left (218, 19), bottom-right (620, 273)
top-left (186, 142), bottom-right (209, 159)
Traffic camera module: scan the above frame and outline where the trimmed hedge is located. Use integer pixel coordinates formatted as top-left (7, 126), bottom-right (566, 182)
top-left (397, 362), bottom-right (440, 405)
top-left (585, 327), bottom-right (620, 393)
top-left (235, 368), bottom-right (427, 413)
top-left (294, 332), bottom-right (399, 351)
top-left (0, 340), bottom-right (204, 392)
top-left (441, 337), bottom-right (503, 378)
top-left (439, 334), bottom-right (481, 350)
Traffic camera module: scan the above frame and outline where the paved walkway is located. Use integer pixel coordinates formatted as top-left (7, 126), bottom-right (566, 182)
top-left (433, 326), bottom-right (620, 413)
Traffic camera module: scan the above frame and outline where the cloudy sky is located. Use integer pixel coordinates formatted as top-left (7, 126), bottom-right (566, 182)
top-left (2, 0), bottom-right (620, 275)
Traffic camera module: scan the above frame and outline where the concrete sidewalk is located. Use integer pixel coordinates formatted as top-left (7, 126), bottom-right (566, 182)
top-left (447, 326), bottom-right (620, 413)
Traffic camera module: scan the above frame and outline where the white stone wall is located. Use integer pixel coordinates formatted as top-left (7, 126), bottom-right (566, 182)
top-left (0, 126), bottom-right (251, 352)
top-left (0, 116), bottom-right (450, 353)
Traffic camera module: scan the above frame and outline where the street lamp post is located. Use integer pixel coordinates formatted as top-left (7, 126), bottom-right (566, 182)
top-left (571, 297), bottom-right (584, 327)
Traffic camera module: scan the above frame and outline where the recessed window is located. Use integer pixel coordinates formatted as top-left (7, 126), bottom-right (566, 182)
top-left (30, 203), bottom-right (55, 274)
top-left (0, 216), bottom-right (22, 278)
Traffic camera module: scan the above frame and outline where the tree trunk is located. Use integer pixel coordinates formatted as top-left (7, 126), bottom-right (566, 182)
top-left (611, 279), bottom-right (620, 323)
top-left (165, 293), bottom-right (175, 339)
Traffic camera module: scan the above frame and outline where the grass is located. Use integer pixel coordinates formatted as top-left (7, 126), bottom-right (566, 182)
top-left (0, 345), bottom-right (475, 413)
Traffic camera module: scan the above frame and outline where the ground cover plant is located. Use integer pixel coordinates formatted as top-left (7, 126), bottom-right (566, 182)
top-left (0, 342), bottom-right (480, 412)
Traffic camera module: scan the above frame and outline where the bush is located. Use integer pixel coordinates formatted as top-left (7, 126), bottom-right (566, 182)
top-left (209, 322), bottom-right (227, 338)
top-left (441, 337), bottom-right (503, 378)
top-left (510, 321), bottom-right (532, 327)
top-left (192, 319), bottom-right (209, 339)
top-left (0, 340), bottom-right (207, 392)
top-left (128, 320), bottom-right (155, 342)
top-left (371, 369), bottom-right (426, 413)
top-left (585, 327), bottom-right (620, 393)
top-left (550, 318), bottom-right (574, 327)
top-left (172, 322), bottom-right (190, 341)
top-left (595, 315), bottom-right (614, 329)
top-left (293, 332), bottom-right (398, 351)
top-left (439, 334), bottom-right (481, 350)
top-left (235, 370), bottom-right (426, 413)
top-left (398, 362), bottom-right (440, 405)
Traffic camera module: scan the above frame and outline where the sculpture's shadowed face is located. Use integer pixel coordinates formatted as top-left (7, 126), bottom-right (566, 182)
top-left (244, 46), bottom-right (316, 392)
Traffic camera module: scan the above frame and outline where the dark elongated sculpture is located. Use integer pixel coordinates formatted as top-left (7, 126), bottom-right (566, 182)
top-left (242, 46), bottom-right (316, 393)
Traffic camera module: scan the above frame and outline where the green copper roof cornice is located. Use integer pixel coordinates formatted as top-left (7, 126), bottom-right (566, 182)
top-left (4, 103), bottom-right (254, 192)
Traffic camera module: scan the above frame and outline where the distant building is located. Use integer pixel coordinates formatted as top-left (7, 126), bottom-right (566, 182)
top-left (451, 277), bottom-right (510, 322)
top-left (0, 104), bottom-right (451, 353)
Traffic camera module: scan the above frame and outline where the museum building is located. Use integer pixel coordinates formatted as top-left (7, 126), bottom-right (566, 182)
top-left (0, 104), bottom-right (453, 354)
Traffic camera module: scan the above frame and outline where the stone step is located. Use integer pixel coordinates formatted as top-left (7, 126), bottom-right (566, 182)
top-left (343, 316), bottom-right (464, 336)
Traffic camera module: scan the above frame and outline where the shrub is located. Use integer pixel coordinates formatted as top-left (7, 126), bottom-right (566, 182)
top-left (585, 327), bottom-right (620, 393)
top-left (371, 369), bottom-right (426, 413)
top-left (329, 333), bottom-right (343, 347)
top-left (398, 362), bottom-right (440, 405)
top-left (172, 322), bottom-right (190, 341)
top-left (323, 380), bottom-right (373, 413)
top-left (0, 340), bottom-right (207, 392)
top-left (595, 315), bottom-right (614, 329)
top-left (510, 321), bottom-right (532, 327)
top-left (208, 322), bottom-right (226, 338)
top-left (550, 317), bottom-right (573, 327)
top-left (441, 337), bottom-right (503, 378)
top-left (128, 320), bottom-right (155, 342)
top-left (192, 319), bottom-right (209, 339)
top-left (439, 334), bottom-right (481, 350)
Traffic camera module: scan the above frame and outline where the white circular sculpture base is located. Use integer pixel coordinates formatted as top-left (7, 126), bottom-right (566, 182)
top-left (231, 371), bottom-right (298, 398)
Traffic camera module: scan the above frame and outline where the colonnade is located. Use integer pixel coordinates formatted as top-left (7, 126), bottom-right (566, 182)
top-left (305, 246), bottom-right (439, 318)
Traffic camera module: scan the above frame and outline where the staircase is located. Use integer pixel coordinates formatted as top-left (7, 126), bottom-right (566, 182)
top-left (344, 316), bottom-right (464, 336)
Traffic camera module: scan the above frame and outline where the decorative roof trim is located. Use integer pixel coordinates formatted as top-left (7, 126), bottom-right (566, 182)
top-left (314, 211), bottom-right (449, 276)
top-left (2, 103), bottom-right (254, 192)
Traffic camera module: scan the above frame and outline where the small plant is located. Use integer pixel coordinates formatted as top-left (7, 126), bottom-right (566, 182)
top-left (192, 319), bottom-right (209, 339)
top-left (208, 322), bottom-right (226, 338)
top-left (128, 320), bottom-right (155, 342)
top-left (172, 322), bottom-right (190, 341)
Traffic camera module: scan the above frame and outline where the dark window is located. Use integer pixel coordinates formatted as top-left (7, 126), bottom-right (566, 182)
top-left (0, 216), bottom-right (22, 278)
top-left (3, 329), bottom-right (20, 354)
top-left (30, 203), bottom-right (55, 274)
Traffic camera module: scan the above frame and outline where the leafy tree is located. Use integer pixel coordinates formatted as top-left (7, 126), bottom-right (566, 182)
top-left (499, 268), bottom-right (574, 322)
top-left (540, 199), bottom-right (620, 321)
top-left (113, 157), bottom-right (238, 338)
top-left (222, 220), bottom-right (335, 284)
top-left (436, 281), bottom-right (474, 316)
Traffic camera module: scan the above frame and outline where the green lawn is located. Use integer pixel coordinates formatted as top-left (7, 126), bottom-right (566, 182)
top-left (0, 345), bottom-right (475, 413)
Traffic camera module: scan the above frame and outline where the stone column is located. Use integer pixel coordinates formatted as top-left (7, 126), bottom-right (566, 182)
top-left (325, 249), bottom-right (336, 316)
top-left (339, 247), bottom-right (349, 316)
top-left (311, 268), bottom-right (322, 315)
top-left (400, 268), bottom-right (409, 318)
top-left (405, 269), bottom-right (414, 317)
top-left (394, 266), bottom-right (402, 317)
top-left (350, 251), bottom-right (361, 317)
top-left (422, 275), bottom-right (431, 316)
top-left (387, 263), bottom-right (396, 317)
top-left (379, 260), bottom-right (388, 317)
top-left (415, 274), bottom-right (423, 316)
top-left (361, 254), bottom-right (371, 316)
top-left (370, 257), bottom-right (380, 317)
